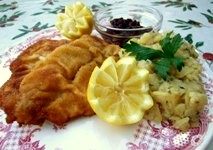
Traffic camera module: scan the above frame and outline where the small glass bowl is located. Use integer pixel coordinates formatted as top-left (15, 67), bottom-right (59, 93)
top-left (94, 3), bottom-right (163, 46)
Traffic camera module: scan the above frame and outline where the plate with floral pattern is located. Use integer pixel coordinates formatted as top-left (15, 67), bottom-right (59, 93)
top-left (0, 28), bottom-right (213, 150)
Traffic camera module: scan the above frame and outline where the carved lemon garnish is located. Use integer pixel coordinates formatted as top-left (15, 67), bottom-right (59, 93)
top-left (87, 56), bottom-right (153, 125)
top-left (56, 2), bottom-right (93, 39)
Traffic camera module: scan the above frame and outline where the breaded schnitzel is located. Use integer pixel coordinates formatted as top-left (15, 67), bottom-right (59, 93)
top-left (0, 39), bottom-right (69, 124)
top-left (0, 35), bottom-right (120, 125)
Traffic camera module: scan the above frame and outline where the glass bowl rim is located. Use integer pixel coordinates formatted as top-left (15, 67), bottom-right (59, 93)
top-left (94, 3), bottom-right (163, 31)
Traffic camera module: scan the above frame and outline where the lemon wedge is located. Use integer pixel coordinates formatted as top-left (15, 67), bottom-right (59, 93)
top-left (56, 2), bottom-right (93, 39)
top-left (87, 56), bottom-right (153, 125)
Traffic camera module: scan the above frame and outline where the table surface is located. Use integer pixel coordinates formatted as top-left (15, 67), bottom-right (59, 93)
top-left (0, 0), bottom-right (212, 150)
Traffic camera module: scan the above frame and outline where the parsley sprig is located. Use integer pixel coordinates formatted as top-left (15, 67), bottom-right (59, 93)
top-left (123, 32), bottom-right (185, 80)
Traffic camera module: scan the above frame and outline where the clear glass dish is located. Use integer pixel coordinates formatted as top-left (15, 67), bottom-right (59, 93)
top-left (94, 3), bottom-right (163, 46)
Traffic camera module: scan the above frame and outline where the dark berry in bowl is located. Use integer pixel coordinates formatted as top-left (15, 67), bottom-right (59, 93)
top-left (107, 17), bottom-right (152, 39)
top-left (110, 17), bottom-right (142, 29)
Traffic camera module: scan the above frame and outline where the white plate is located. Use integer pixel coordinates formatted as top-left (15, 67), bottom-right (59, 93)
top-left (0, 28), bottom-right (213, 150)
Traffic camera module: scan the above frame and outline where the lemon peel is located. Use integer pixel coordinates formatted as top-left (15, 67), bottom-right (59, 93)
top-left (87, 56), bottom-right (153, 125)
top-left (56, 2), bottom-right (93, 39)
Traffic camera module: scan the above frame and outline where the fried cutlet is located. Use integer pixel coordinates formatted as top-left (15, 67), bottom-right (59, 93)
top-left (0, 39), bottom-right (69, 123)
top-left (0, 35), bottom-right (120, 125)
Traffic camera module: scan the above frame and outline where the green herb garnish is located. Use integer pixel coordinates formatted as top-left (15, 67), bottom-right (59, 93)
top-left (123, 32), bottom-right (185, 80)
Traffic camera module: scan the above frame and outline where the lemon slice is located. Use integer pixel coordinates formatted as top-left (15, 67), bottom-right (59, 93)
top-left (56, 2), bottom-right (93, 39)
top-left (87, 56), bottom-right (153, 125)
